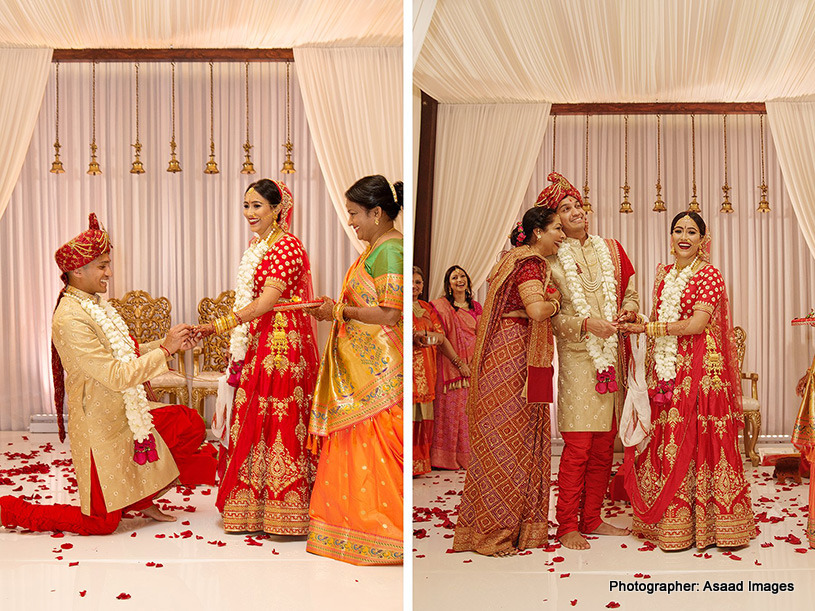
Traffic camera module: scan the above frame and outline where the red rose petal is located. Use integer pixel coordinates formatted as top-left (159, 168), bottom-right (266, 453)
top-left (182, 521), bottom-right (190, 526)
top-left (571, 601), bottom-right (578, 607)
top-left (61, 543), bottom-right (73, 549)
top-left (463, 559), bottom-right (472, 563)
top-left (146, 562), bottom-right (155, 567)
top-left (552, 556), bottom-right (565, 562)
top-left (606, 603), bottom-right (621, 609)
top-left (761, 542), bottom-right (773, 548)
top-left (795, 548), bottom-right (808, 553)
top-left (50, 532), bottom-right (65, 538)
top-left (728, 554), bottom-right (742, 561)
top-left (155, 563), bottom-right (163, 568)
top-left (560, 573), bottom-right (570, 578)
top-left (79, 591), bottom-right (87, 597)
top-left (116, 593), bottom-right (131, 600)
top-left (69, 562), bottom-right (79, 567)
top-left (130, 533), bottom-right (137, 538)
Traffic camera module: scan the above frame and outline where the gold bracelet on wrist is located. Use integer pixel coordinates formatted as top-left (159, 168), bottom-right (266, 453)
top-left (549, 300), bottom-right (561, 317)
top-left (333, 302), bottom-right (347, 323)
top-left (213, 312), bottom-right (239, 335)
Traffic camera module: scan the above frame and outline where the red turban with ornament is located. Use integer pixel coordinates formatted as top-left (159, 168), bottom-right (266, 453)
top-left (52, 213), bottom-right (112, 441)
top-left (54, 213), bottom-right (112, 283)
top-left (534, 172), bottom-right (583, 210)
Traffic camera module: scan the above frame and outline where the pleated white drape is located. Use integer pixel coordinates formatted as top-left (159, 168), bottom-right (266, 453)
top-left (512, 114), bottom-right (815, 438)
top-left (0, 47), bottom-right (52, 222)
top-left (294, 46), bottom-right (403, 252)
top-left (0, 61), bottom-right (357, 430)
top-left (412, 0), bottom-right (437, 67)
top-left (415, 0), bottom-right (815, 104)
top-left (0, 0), bottom-right (401, 47)
top-left (427, 103), bottom-right (550, 297)
top-left (766, 101), bottom-right (815, 262)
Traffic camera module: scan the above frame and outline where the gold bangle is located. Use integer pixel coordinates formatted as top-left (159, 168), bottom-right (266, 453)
top-left (333, 302), bottom-right (347, 323)
top-left (549, 300), bottom-right (560, 317)
top-left (213, 312), bottom-right (239, 335)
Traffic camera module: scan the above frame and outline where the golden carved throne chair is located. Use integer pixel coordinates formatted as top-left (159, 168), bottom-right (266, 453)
top-left (191, 290), bottom-right (235, 418)
top-left (733, 326), bottom-right (761, 466)
top-left (109, 290), bottom-right (189, 406)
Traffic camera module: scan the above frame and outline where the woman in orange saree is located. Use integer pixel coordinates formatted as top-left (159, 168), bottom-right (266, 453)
top-left (621, 212), bottom-right (756, 550)
top-left (452, 207), bottom-right (564, 557)
top-left (306, 175), bottom-right (404, 565)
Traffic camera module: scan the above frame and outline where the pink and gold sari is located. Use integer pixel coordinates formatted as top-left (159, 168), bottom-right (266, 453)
top-left (430, 297), bottom-right (482, 469)
top-left (793, 354), bottom-right (815, 547)
top-left (307, 237), bottom-right (403, 565)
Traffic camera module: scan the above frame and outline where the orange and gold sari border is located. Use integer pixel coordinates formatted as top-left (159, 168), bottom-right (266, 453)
top-left (309, 376), bottom-right (403, 435)
top-left (307, 519), bottom-right (404, 565)
top-left (374, 273), bottom-right (403, 309)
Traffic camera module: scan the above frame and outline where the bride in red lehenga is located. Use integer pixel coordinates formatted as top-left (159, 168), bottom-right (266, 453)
top-left (621, 212), bottom-right (757, 551)
top-left (199, 179), bottom-right (320, 535)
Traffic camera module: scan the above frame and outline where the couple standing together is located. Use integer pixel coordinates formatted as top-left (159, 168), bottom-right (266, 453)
top-left (453, 172), bottom-right (756, 556)
top-left (1, 175), bottom-right (404, 566)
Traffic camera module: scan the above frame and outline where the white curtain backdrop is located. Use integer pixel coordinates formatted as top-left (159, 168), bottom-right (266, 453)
top-left (294, 46), bottom-right (403, 252)
top-left (427, 103), bottom-right (550, 297)
top-left (412, 0), bottom-right (437, 67)
top-left (0, 61), bottom-right (357, 430)
top-left (0, 47), bottom-right (51, 221)
top-left (502, 114), bottom-right (815, 438)
top-left (766, 101), bottom-right (815, 262)
top-left (0, 0), bottom-right (401, 48)
top-left (415, 0), bottom-right (815, 104)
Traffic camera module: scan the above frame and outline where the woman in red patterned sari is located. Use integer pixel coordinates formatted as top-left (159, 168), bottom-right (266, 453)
top-left (453, 207), bottom-right (564, 557)
top-left (621, 212), bottom-right (756, 550)
top-left (431, 265), bottom-right (482, 470)
top-left (200, 179), bottom-right (319, 535)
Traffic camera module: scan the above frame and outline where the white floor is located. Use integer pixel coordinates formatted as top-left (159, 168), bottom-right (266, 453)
top-left (0, 431), bottom-right (402, 611)
top-left (413, 449), bottom-right (815, 611)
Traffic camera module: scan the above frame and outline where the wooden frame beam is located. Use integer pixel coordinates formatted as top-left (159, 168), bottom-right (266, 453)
top-left (52, 48), bottom-right (294, 62)
top-left (414, 91), bottom-right (439, 295)
top-left (550, 102), bottom-right (766, 115)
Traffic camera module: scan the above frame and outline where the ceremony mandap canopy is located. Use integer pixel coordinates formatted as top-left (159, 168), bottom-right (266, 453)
top-left (413, 0), bottom-right (815, 438)
top-left (0, 0), bottom-right (402, 430)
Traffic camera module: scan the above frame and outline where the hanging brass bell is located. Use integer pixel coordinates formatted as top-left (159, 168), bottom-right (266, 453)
top-left (619, 185), bottom-right (632, 213)
top-left (204, 155), bottom-right (219, 174)
top-left (757, 186), bottom-right (770, 213)
top-left (688, 196), bottom-right (701, 213)
top-left (720, 185), bottom-right (733, 213)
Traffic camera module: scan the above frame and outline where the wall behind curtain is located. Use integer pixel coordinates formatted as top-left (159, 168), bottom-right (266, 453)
top-left (0, 61), bottom-right (357, 430)
top-left (515, 114), bottom-right (815, 439)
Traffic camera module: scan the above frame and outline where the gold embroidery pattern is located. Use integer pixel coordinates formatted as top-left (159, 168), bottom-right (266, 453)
top-left (518, 279), bottom-right (545, 305)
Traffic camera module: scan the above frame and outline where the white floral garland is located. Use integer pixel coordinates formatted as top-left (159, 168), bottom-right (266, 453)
top-left (653, 258), bottom-right (699, 381)
top-left (557, 235), bottom-right (618, 373)
top-left (228, 229), bottom-right (281, 361)
top-left (65, 293), bottom-right (154, 441)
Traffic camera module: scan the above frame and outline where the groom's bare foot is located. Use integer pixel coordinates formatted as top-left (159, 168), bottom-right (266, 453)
top-left (590, 521), bottom-right (630, 536)
top-left (141, 504), bottom-right (176, 522)
top-left (560, 531), bottom-right (590, 550)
